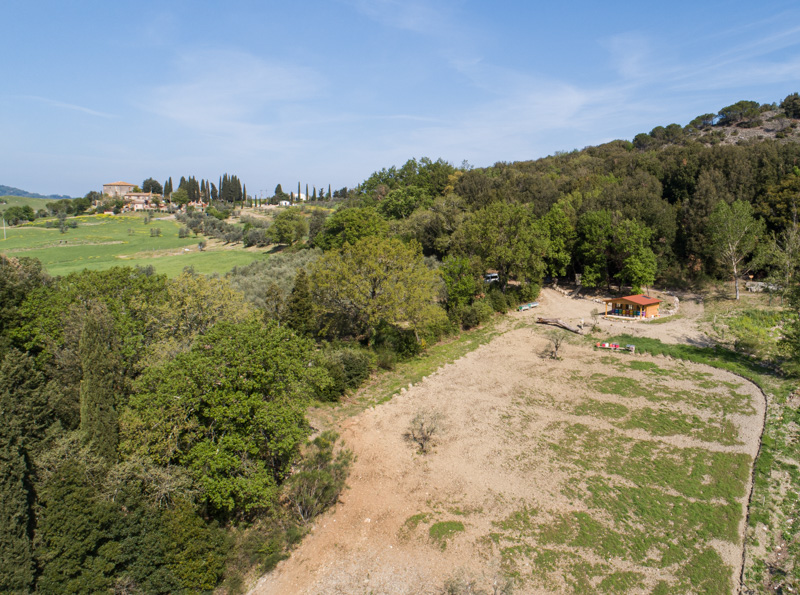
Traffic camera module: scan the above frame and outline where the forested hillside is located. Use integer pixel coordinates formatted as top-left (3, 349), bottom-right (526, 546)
top-left (336, 95), bottom-right (800, 300)
top-left (0, 184), bottom-right (71, 200)
top-left (2, 94), bottom-right (800, 593)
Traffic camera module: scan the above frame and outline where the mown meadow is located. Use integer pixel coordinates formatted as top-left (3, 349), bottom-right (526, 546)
top-left (0, 211), bottom-right (268, 277)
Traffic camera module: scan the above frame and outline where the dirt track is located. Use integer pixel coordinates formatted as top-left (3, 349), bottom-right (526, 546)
top-left (250, 289), bottom-right (763, 594)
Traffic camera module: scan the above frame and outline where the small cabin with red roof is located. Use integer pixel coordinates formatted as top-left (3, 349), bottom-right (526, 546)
top-left (602, 294), bottom-right (661, 319)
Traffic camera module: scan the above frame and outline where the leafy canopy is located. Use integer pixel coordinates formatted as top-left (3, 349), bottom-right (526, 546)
top-left (453, 201), bottom-right (549, 290)
top-left (310, 236), bottom-right (442, 341)
top-left (122, 318), bottom-right (331, 516)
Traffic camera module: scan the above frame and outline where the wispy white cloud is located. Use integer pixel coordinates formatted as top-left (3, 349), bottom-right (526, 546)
top-left (601, 32), bottom-right (653, 80)
top-left (23, 95), bottom-right (117, 118)
top-left (344, 0), bottom-right (453, 36)
top-left (132, 6), bottom-right (800, 187)
top-left (593, 20), bottom-right (800, 95)
top-left (671, 55), bottom-right (800, 92)
top-left (142, 49), bottom-right (321, 130)
top-left (136, 48), bottom-right (329, 157)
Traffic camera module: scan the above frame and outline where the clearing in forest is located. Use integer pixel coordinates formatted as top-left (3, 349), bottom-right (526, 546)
top-left (254, 326), bottom-right (764, 594)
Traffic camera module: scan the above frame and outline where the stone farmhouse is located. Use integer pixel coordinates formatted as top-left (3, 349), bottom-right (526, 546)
top-left (100, 181), bottom-right (161, 211)
top-left (102, 181), bottom-right (136, 197)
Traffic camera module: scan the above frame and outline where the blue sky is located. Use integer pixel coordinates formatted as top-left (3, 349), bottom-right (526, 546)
top-left (3, 1), bottom-right (800, 198)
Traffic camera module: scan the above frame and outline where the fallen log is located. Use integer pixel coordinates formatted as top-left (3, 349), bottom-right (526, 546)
top-left (536, 317), bottom-right (582, 334)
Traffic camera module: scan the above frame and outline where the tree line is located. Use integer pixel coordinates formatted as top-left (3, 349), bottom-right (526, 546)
top-left (0, 262), bottom-right (359, 592)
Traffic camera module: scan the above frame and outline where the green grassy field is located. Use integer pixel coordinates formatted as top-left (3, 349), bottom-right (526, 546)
top-left (0, 213), bottom-right (269, 277)
top-left (0, 194), bottom-right (56, 211)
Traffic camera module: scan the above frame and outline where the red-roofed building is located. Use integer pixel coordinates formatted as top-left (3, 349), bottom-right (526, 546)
top-left (602, 295), bottom-right (661, 319)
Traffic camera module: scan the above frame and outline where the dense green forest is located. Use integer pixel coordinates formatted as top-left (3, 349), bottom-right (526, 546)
top-left (2, 94), bottom-right (800, 593)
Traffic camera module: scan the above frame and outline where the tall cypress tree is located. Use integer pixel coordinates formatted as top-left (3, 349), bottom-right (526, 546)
top-left (0, 349), bottom-right (52, 452)
top-left (221, 174), bottom-right (229, 203)
top-left (0, 428), bottom-right (34, 593)
top-left (79, 304), bottom-right (122, 462)
top-left (283, 269), bottom-right (314, 336)
top-left (35, 459), bottom-right (117, 593)
top-left (0, 350), bottom-right (40, 592)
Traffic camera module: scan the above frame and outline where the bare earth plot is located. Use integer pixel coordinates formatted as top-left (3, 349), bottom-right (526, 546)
top-left (252, 291), bottom-right (764, 595)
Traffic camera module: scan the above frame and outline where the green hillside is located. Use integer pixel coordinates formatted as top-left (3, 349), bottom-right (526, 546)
top-left (0, 195), bottom-right (57, 212)
top-left (0, 184), bottom-right (71, 199)
top-left (0, 213), bottom-right (269, 277)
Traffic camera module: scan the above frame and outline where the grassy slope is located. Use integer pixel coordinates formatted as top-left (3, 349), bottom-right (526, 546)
top-left (485, 347), bottom-right (752, 594)
top-left (0, 213), bottom-right (269, 277)
top-left (604, 332), bottom-right (797, 593)
top-left (0, 195), bottom-right (55, 211)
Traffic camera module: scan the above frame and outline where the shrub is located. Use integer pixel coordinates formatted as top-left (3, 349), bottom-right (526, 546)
top-left (285, 431), bottom-right (353, 524)
top-left (243, 228), bottom-right (268, 247)
top-left (515, 282), bottom-right (540, 303)
top-left (224, 228), bottom-right (243, 244)
top-left (407, 409), bottom-right (442, 454)
top-left (317, 346), bottom-right (375, 400)
top-left (372, 322), bottom-right (422, 359)
top-left (372, 347), bottom-right (395, 371)
top-left (207, 207), bottom-right (230, 220)
top-left (546, 330), bottom-right (570, 359)
top-left (317, 356), bottom-right (347, 400)
top-left (334, 347), bottom-right (375, 389)
top-left (461, 299), bottom-right (493, 329)
top-left (488, 288), bottom-right (508, 313)
top-left (420, 307), bottom-right (456, 345)
top-left (447, 304), bottom-right (466, 327)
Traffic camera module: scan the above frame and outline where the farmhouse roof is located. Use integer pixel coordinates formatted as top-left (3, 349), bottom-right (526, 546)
top-left (602, 294), bottom-right (661, 306)
top-left (106, 181), bottom-right (134, 186)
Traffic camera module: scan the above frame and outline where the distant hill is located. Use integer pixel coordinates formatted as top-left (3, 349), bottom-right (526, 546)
top-left (0, 185), bottom-right (71, 200)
